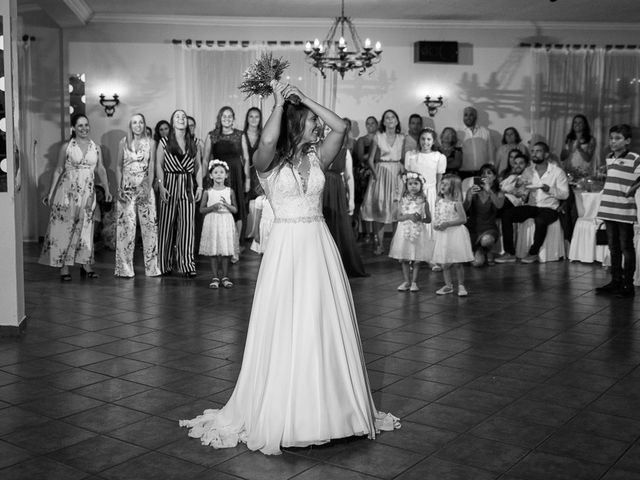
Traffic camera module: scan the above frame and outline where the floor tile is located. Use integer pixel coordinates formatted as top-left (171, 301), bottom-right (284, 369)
top-left (507, 451), bottom-right (607, 480)
top-left (48, 434), bottom-right (148, 473)
top-left (0, 439), bottom-right (32, 469)
top-left (537, 430), bottom-right (629, 465)
top-left (64, 403), bottom-right (149, 433)
top-left (470, 416), bottom-right (554, 449)
top-left (0, 456), bottom-right (87, 480)
top-left (2, 419), bottom-right (96, 454)
top-left (395, 456), bottom-right (496, 480)
top-left (100, 451), bottom-right (207, 480)
top-left (108, 415), bottom-right (185, 449)
top-left (216, 450), bottom-right (318, 480)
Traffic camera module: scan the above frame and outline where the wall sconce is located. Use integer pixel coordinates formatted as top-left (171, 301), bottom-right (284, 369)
top-left (99, 94), bottom-right (120, 117)
top-left (423, 95), bottom-right (444, 117)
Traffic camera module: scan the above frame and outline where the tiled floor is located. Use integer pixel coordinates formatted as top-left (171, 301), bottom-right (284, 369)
top-left (1, 242), bottom-right (640, 479)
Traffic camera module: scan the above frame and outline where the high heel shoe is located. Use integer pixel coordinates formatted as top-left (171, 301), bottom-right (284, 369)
top-left (80, 266), bottom-right (99, 279)
top-left (60, 273), bottom-right (72, 282)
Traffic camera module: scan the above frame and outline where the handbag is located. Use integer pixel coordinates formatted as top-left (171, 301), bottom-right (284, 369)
top-left (595, 222), bottom-right (608, 246)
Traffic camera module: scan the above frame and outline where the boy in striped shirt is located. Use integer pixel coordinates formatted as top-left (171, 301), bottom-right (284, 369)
top-left (596, 124), bottom-right (640, 297)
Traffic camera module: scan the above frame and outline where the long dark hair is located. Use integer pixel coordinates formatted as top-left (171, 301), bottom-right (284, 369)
top-left (166, 109), bottom-right (196, 157)
top-left (566, 114), bottom-right (592, 143)
top-left (153, 120), bottom-right (170, 143)
top-left (479, 163), bottom-right (500, 192)
top-left (379, 109), bottom-right (401, 134)
top-left (243, 107), bottom-right (263, 133)
top-left (215, 106), bottom-right (235, 134)
top-left (275, 102), bottom-right (314, 167)
top-left (70, 113), bottom-right (89, 139)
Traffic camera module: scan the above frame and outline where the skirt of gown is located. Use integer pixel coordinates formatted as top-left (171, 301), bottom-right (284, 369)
top-left (180, 218), bottom-right (399, 455)
top-left (323, 171), bottom-right (367, 277)
top-left (360, 162), bottom-right (402, 224)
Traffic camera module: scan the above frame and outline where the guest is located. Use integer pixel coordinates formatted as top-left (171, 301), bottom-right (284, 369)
top-left (464, 164), bottom-right (504, 267)
top-left (156, 109), bottom-right (202, 276)
top-left (322, 121), bottom-right (367, 277)
top-left (432, 174), bottom-right (474, 296)
top-left (495, 127), bottom-right (529, 175)
top-left (203, 106), bottom-right (250, 242)
top-left (114, 113), bottom-right (160, 278)
top-left (561, 114), bottom-right (596, 173)
top-left (500, 148), bottom-right (526, 179)
top-left (499, 151), bottom-right (531, 215)
top-left (243, 107), bottom-right (263, 200)
top-left (404, 127), bottom-right (446, 244)
top-left (354, 116), bottom-right (379, 240)
top-left (360, 109), bottom-right (405, 255)
top-left (460, 106), bottom-right (494, 179)
top-left (153, 120), bottom-right (170, 143)
top-left (187, 116), bottom-right (205, 161)
top-left (403, 113), bottom-right (423, 156)
top-left (440, 127), bottom-right (463, 174)
top-left (343, 117), bottom-right (356, 153)
top-left (199, 159), bottom-right (238, 289)
top-left (596, 124), bottom-right (640, 298)
top-left (389, 171), bottom-right (432, 292)
top-left (39, 114), bottom-right (111, 280)
top-left (496, 141), bottom-right (569, 264)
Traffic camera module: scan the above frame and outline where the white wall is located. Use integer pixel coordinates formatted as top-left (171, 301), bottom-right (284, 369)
top-left (20, 16), bottom-right (640, 238)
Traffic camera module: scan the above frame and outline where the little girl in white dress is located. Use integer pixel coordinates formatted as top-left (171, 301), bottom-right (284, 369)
top-left (199, 160), bottom-right (238, 288)
top-left (389, 171), bottom-right (432, 292)
top-left (432, 174), bottom-right (474, 296)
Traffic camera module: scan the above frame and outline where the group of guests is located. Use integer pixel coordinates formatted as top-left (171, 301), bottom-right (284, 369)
top-left (39, 106), bottom-right (264, 286)
top-left (348, 109), bottom-right (639, 297)
top-left (38, 104), bottom-right (367, 286)
top-left (38, 103), bottom-right (640, 298)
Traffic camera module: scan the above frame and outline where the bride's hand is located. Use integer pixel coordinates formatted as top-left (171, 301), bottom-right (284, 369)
top-left (281, 83), bottom-right (305, 104)
top-left (270, 80), bottom-right (286, 106)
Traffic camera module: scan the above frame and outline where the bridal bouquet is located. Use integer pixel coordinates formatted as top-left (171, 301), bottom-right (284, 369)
top-left (238, 52), bottom-right (300, 104)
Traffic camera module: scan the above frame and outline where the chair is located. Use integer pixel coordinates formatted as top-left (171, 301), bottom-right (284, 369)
top-left (568, 191), bottom-right (610, 264)
top-left (515, 218), bottom-right (564, 262)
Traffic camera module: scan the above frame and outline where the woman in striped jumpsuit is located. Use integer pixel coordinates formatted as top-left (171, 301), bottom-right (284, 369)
top-left (156, 109), bottom-right (203, 276)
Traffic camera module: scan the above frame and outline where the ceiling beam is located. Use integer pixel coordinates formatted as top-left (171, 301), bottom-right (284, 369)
top-left (33, 0), bottom-right (93, 27)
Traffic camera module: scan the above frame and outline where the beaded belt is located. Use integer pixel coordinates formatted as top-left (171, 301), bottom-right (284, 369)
top-left (273, 215), bottom-right (324, 224)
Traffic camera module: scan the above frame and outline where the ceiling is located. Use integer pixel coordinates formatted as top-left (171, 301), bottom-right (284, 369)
top-left (21, 0), bottom-right (640, 27)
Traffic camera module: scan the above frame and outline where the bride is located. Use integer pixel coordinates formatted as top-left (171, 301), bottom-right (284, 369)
top-left (180, 81), bottom-right (399, 455)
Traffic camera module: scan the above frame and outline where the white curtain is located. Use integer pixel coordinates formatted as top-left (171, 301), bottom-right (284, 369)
top-left (175, 45), bottom-right (329, 138)
top-left (531, 47), bottom-right (640, 167)
top-left (17, 39), bottom-right (37, 241)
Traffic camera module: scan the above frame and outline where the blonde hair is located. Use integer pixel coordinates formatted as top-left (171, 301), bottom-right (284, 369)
top-left (439, 173), bottom-right (463, 201)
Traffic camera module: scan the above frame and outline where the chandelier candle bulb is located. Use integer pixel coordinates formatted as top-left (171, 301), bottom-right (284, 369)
top-left (314, 39), bottom-right (320, 48)
top-left (305, 42), bottom-right (312, 52)
top-left (339, 37), bottom-right (346, 48)
top-left (375, 41), bottom-right (382, 53)
top-left (364, 38), bottom-right (371, 49)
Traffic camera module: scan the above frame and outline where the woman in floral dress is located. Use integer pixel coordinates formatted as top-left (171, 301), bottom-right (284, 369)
top-left (114, 113), bottom-right (161, 277)
top-left (40, 114), bottom-right (111, 280)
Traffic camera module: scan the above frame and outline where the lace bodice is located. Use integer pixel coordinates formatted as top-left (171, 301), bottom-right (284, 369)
top-left (66, 139), bottom-right (99, 171)
top-left (260, 150), bottom-right (325, 222)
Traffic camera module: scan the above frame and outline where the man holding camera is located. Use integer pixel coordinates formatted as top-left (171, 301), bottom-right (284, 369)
top-left (496, 141), bottom-right (569, 264)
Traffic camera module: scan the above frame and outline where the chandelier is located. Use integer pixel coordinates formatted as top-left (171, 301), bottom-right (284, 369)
top-left (304, 0), bottom-right (382, 79)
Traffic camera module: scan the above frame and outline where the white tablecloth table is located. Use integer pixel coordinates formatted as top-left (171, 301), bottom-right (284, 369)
top-left (568, 190), bottom-right (610, 264)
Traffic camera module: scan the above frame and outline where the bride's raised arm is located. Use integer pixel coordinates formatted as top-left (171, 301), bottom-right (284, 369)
top-left (253, 82), bottom-right (286, 174)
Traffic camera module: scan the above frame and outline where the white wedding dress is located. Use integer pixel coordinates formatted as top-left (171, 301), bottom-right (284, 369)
top-left (180, 150), bottom-right (399, 455)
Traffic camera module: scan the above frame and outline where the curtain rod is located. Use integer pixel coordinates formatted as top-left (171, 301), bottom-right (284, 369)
top-left (520, 42), bottom-right (639, 50)
top-left (171, 39), bottom-right (305, 48)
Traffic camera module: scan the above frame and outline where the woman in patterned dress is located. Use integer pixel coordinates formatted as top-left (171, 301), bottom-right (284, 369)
top-left (39, 114), bottom-right (111, 280)
top-left (114, 113), bottom-right (161, 278)
top-left (360, 109), bottom-right (405, 255)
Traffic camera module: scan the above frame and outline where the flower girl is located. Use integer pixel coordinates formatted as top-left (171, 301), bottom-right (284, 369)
top-left (432, 174), bottom-right (474, 296)
top-left (199, 159), bottom-right (238, 288)
top-left (389, 171), bottom-right (432, 292)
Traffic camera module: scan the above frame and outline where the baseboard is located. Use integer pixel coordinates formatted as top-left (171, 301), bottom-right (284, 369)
top-left (0, 316), bottom-right (28, 337)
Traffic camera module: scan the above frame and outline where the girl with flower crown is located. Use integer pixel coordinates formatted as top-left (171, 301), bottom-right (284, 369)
top-left (199, 159), bottom-right (238, 288)
top-left (389, 171), bottom-right (432, 291)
